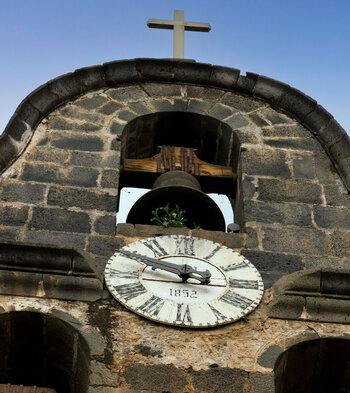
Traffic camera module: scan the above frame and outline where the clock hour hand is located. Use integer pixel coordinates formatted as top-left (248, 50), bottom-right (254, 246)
top-left (118, 250), bottom-right (211, 284)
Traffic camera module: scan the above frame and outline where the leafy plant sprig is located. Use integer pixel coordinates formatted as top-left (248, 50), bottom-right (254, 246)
top-left (151, 204), bottom-right (188, 228)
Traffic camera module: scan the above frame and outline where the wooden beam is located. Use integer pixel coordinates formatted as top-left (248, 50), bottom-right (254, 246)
top-left (123, 146), bottom-right (234, 179)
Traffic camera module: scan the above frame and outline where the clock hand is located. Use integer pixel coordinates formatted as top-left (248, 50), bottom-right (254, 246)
top-left (118, 249), bottom-right (211, 284)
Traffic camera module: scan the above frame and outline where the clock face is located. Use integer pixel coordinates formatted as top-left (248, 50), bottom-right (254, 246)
top-left (105, 235), bottom-right (264, 328)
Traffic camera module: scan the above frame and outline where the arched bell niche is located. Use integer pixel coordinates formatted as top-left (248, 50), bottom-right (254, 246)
top-left (0, 311), bottom-right (90, 393)
top-left (121, 111), bottom-right (240, 169)
top-left (275, 338), bottom-right (350, 393)
top-left (119, 111), bottom-right (240, 230)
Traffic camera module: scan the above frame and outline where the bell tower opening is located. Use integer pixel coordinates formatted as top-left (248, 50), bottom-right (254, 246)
top-left (119, 111), bottom-right (240, 231)
top-left (275, 338), bottom-right (350, 393)
top-left (0, 311), bottom-right (89, 393)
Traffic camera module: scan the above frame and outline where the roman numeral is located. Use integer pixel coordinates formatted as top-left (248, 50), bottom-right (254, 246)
top-left (175, 236), bottom-right (195, 256)
top-left (229, 278), bottom-right (258, 290)
top-left (208, 303), bottom-right (227, 322)
top-left (109, 268), bottom-right (139, 279)
top-left (219, 291), bottom-right (253, 309)
top-left (203, 244), bottom-right (221, 260)
top-left (221, 261), bottom-right (247, 272)
top-left (114, 282), bottom-right (147, 301)
top-left (174, 303), bottom-right (193, 325)
top-left (137, 296), bottom-right (165, 318)
top-left (143, 239), bottom-right (167, 257)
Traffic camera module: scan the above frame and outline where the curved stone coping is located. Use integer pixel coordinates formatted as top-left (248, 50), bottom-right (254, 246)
top-left (0, 58), bottom-right (349, 190)
top-left (268, 268), bottom-right (350, 324)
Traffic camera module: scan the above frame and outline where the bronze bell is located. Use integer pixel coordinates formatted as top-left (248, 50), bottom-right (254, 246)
top-left (126, 171), bottom-right (226, 231)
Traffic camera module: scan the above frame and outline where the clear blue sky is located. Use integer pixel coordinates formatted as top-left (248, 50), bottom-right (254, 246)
top-left (0, 0), bottom-right (349, 133)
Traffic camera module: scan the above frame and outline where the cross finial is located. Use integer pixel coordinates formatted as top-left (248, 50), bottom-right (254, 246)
top-left (147, 10), bottom-right (211, 59)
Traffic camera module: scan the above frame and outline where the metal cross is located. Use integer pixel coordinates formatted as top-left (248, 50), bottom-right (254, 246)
top-left (147, 10), bottom-right (211, 59)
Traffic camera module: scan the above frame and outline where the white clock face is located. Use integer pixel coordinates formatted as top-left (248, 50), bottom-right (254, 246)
top-left (105, 235), bottom-right (264, 328)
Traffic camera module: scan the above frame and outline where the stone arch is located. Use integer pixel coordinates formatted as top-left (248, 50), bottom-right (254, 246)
top-left (1, 59), bottom-right (349, 191)
top-left (274, 337), bottom-right (350, 393)
top-left (0, 311), bottom-right (90, 393)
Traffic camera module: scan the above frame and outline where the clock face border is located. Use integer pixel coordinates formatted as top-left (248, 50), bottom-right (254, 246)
top-left (104, 235), bottom-right (264, 328)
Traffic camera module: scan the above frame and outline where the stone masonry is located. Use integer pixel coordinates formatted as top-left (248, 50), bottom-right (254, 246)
top-left (0, 59), bottom-right (349, 393)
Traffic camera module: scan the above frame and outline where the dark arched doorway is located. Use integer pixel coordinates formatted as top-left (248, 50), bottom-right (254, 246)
top-left (275, 338), bottom-right (350, 393)
top-left (0, 311), bottom-right (89, 393)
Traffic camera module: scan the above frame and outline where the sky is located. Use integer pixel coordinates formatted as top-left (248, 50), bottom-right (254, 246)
top-left (0, 0), bottom-right (349, 134)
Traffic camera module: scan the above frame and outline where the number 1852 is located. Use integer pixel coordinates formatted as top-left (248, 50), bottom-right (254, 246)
top-left (169, 289), bottom-right (197, 298)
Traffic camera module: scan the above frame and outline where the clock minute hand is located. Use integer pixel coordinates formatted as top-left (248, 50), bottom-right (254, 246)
top-left (119, 250), bottom-right (211, 284)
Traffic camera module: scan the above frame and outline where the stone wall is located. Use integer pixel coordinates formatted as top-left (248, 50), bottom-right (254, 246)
top-left (0, 79), bottom-right (349, 285)
top-left (0, 59), bottom-right (349, 393)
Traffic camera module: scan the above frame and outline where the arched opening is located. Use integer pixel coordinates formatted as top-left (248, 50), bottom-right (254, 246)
top-left (0, 311), bottom-right (89, 393)
top-left (121, 111), bottom-right (239, 167)
top-left (275, 338), bottom-right (350, 393)
top-left (119, 112), bottom-right (240, 231)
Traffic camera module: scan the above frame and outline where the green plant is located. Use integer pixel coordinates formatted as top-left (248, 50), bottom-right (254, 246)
top-left (151, 203), bottom-right (188, 228)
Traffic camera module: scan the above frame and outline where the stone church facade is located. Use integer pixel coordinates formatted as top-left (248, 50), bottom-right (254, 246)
top-left (0, 58), bottom-right (349, 392)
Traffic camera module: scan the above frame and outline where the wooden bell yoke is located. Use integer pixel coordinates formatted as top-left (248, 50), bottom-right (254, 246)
top-left (121, 146), bottom-right (235, 231)
top-left (121, 145), bottom-right (235, 194)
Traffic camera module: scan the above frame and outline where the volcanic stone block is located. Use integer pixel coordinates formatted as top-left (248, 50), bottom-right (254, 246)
top-left (3, 115), bottom-right (29, 144)
top-left (28, 84), bottom-right (61, 114)
top-left (186, 85), bottom-right (224, 101)
top-left (257, 345), bottom-right (284, 369)
top-left (252, 75), bottom-right (290, 104)
top-left (278, 87), bottom-right (317, 121)
top-left (262, 226), bottom-right (328, 255)
top-left (143, 83), bottom-right (182, 97)
top-left (94, 215), bottom-right (116, 236)
top-left (303, 104), bottom-right (333, 133)
top-left (47, 187), bottom-right (117, 212)
top-left (236, 72), bottom-right (259, 94)
top-left (244, 200), bottom-right (312, 226)
top-left (86, 236), bottom-right (124, 256)
top-left (136, 58), bottom-right (177, 82)
top-left (29, 207), bottom-right (91, 233)
top-left (48, 72), bottom-right (85, 101)
top-left (225, 114), bottom-right (249, 129)
top-left (74, 64), bottom-right (107, 90)
top-left (123, 364), bottom-right (188, 391)
top-left (191, 367), bottom-right (248, 393)
top-left (75, 95), bottom-right (107, 110)
top-left (0, 134), bottom-right (19, 164)
top-left (208, 103), bottom-right (234, 120)
top-left (210, 65), bottom-right (240, 89)
top-left (317, 118), bottom-right (347, 150)
top-left (264, 137), bottom-right (320, 151)
top-left (51, 134), bottom-right (104, 152)
top-left (101, 169), bottom-right (119, 189)
top-left (241, 250), bottom-right (303, 273)
top-left (257, 178), bottom-right (322, 204)
top-left (103, 59), bottom-right (140, 85)
top-left (98, 101), bottom-right (123, 115)
top-left (292, 155), bottom-right (315, 179)
top-left (66, 167), bottom-right (99, 188)
top-left (248, 113), bottom-right (269, 127)
top-left (241, 149), bottom-right (291, 178)
top-left (1, 182), bottom-right (46, 204)
top-left (328, 231), bottom-right (350, 257)
top-left (174, 61), bottom-right (212, 84)
top-left (314, 205), bottom-right (350, 230)
top-left (0, 206), bottom-right (28, 227)
top-left (262, 124), bottom-right (307, 137)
